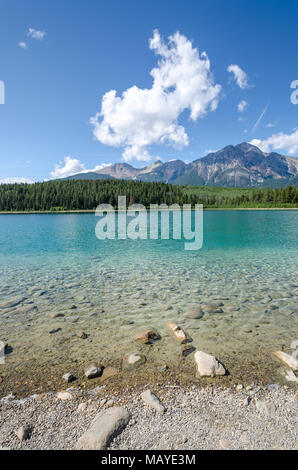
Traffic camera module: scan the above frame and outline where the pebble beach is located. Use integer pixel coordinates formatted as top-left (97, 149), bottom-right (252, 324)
top-left (0, 383), bottom-right (297, 450)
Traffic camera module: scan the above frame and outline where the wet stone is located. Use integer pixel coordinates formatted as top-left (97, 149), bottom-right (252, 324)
top-left (122, 352), bottom-right (146, 370)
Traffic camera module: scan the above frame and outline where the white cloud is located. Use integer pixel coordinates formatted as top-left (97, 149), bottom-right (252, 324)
top-left (0, 177), bottom-right (33, 184)
top-left (28, 28), bottom-right (46, 40)
top-left (93, 163), bottom-right (111, 172)
top-left (238, 100), bottom-right (248, 112)
top-left (90, 29), bottom-right (221, 162)
top-left (50, 157), bottom-right (112, 179)
top-left (18, 41), bottom-right (27, 49)
top-left (227, 64), bottom-right (250, 89)
top-left (265, 122), bottom-right (277, 128)
top-left (50, 157), bottom-right (86, 178)
top-left (251, 129), bottom-right (298, 155)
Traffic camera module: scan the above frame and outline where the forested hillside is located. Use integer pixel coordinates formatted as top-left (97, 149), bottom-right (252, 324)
top-left (0, 179), bottom-right (297, 211)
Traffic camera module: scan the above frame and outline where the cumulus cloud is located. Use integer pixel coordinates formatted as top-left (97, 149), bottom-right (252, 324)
top-left (238, 100), bottom-right (248, 112)
top-left (90, 29), bottom-right (221, 162)
top-left (251, 129), bottom-right (298, 155)
top-left (18, 41), bottom-right (27, 49)
top-left (0, 177), bottom-right (33, 184)
top-left (50, 157), bottom-right (86, 178)
top-left (227, 64), bottom-right (250, 89)
top-left (28, 28), bottom-right (46, 40)
top-left (50, 157), bottom-right (112, 179)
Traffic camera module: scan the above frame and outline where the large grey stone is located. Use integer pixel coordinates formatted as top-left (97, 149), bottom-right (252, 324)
top-left (84, 363), bottom-right (104, 379)
top-left (141, 389), bottom-right (165, 414)
top-left (273, 351), bottom-right (298, 371)
top-left (194, 351), bottom-right (226, 377)
top-left (76, 407), bottom-right (130, 450)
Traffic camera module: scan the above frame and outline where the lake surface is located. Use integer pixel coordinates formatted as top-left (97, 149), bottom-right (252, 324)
top-left (0, 211), bottom-right (297, 396)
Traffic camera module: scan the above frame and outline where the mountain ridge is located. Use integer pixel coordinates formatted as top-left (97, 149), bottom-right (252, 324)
top-left (62, 143), bottom-right (298, 188)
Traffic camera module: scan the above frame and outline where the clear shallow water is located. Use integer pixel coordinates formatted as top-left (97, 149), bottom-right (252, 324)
top-left (0, 211), bottom-right (297, 396)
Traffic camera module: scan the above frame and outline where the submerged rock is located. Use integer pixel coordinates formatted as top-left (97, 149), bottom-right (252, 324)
top-left (49, 313), bottom-right (65, 319)
top-left (194, 351), bottom-right (226, 377)
top-left (122, 352), bottom-right (146, 370)
top-left (202, 304), bottom-right (223, 314)
top-left (184, 307), bottom-right (204, 319)
top-left (76, 407), bottom-right (130, 450)
top-left (281, 369), bottom-right (298, 383)
top-left (77, 332), bottom-right (88, 339)
top-left (62, 373), bottom-right (75, 383)
top-left (0, 342), bottom-right (8, 356)
top-left (166, 322), bottom-right (189, 344)
top-left (134, 328), bottom-right (160, 344)
top-left (49, 328), bottom-right (62, 334)
top-left (273, 351), bottom-right (298, 371)
top-left (181, 344), bottom-right (196, 357)
top-left (84, 363), bottom-right (104, 379)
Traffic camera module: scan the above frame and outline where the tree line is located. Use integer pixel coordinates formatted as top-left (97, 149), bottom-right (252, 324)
top-left (0, 180), bottom-right (297, 211)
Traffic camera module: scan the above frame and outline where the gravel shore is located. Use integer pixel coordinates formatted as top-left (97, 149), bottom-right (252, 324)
top-left (0, 383), bottom-right (297, 450)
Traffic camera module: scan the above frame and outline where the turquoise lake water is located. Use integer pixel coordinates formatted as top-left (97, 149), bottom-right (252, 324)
top-left (0, 210), bottom-right (297, 395)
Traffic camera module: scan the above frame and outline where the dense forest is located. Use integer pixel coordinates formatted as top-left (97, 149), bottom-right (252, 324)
top-left (0, 180), bottom-right (297, 211)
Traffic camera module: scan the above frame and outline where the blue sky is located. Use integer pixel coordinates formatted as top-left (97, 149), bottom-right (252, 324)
top-left (0, 0), bottom-right (298, 182)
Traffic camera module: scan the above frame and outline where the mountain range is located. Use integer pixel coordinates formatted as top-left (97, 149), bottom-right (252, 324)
top-left (63, 143), bottom-right (298, 188)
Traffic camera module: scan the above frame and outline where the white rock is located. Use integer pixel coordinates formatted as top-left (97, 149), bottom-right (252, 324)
top-left (140, 389), bottom-right (165, 414)
top-left (106, 399), bottom-right (114, 407)
top-left (273, 351), bottom-right (298, 371)
top-left (76, 407), bottom-right (130, 450)
top-left (236, 384), bottom-right (243, 391)
top-left (194, 351), bottom-right (226, 377)
top-left (281, 369), bottom-right (298, 383)
top-left (57, 391), bottom-right (72, 400)
top-left (15, 425), bottom-right (31, 441)
top-left (77, 403), bottom-right (87, 412)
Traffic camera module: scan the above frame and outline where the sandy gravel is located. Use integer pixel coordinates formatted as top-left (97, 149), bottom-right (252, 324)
top-left (0, 384), bottom-right (297, 450)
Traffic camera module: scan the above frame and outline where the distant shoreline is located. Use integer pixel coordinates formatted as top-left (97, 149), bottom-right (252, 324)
top-left (0, 208), bottom-right (297, 214)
